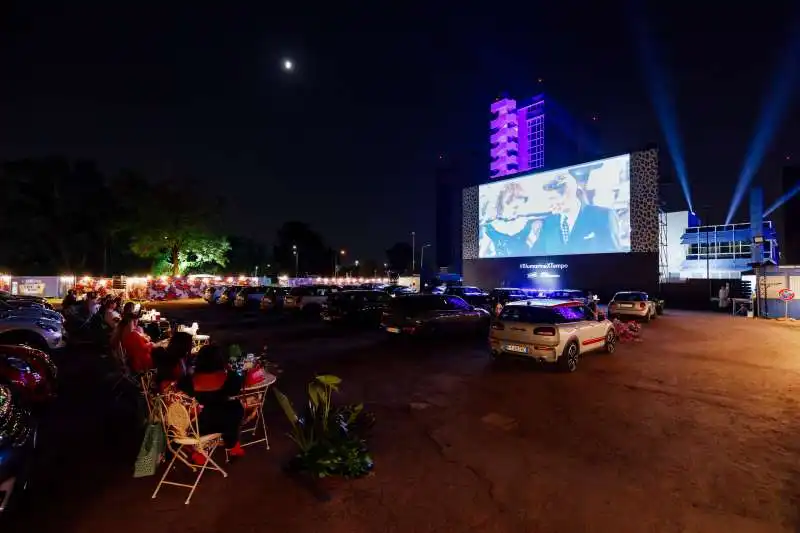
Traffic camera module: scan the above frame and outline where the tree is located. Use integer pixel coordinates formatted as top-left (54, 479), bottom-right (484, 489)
top-left (273, 221), bottom-right (329, 276)
top-left (385, 242), bottom-right (413, 273)
top-left (0, 157), bottom-right (112, 273)
top-left (128, 182), bottom-right (229, 276)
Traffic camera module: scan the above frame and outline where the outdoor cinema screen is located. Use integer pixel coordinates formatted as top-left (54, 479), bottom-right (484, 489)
top-left (477, 154), bottom-right (631, 259)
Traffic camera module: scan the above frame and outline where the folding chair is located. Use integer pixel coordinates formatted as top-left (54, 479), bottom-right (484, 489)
top-left (139, 370), bottom-right (156, 419)
top-left (236, 373), bottom-right (277, 450)
top-left (110, 343), bottom-right (139, 398)
top-left (152, 396), bottom-right (228, 505)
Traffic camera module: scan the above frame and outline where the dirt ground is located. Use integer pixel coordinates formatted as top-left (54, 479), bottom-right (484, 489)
top-left (5, 305), bottom-right (800, 533)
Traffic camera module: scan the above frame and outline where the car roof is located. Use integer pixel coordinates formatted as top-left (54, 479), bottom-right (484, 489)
top-left (505, 298), bottom-right (584, 308)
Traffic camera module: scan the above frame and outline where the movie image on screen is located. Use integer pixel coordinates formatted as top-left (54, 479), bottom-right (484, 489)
top-left (478, 154), bottom-right (631, 259)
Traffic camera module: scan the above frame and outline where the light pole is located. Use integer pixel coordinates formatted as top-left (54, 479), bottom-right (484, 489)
top-left (334, 249), bottom-right (345, 278)
top-left (411, 231), bottom-right (416, 273)
top-left (292, 245), bottom-right (298, 278)
top-left (383, 262), bottom-right (388, 276)
top-left (420, 243), bottom-right (431, 273)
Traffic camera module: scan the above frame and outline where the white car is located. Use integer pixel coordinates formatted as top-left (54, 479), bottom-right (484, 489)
top-left (608, 291), bottom-right (657, 322)
top-left (283, 285), bottom-right (342, 315)
top-left (489, 299), bottom-right (616, 372)
top-left (0, 315), bottom-right (67, 351)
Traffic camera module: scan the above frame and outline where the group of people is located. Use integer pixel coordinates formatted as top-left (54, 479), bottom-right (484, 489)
top-left (151, 335), bottom-right (247, 462)
top-left (63, 289), bottom-right (249, 462)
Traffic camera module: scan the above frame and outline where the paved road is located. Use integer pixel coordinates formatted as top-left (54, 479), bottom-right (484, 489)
top-left (4, 305), bottom-right (800, 532)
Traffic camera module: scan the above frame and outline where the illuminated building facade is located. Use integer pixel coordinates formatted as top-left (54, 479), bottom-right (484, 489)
top-left (489, 94), bottom-right (545, 179)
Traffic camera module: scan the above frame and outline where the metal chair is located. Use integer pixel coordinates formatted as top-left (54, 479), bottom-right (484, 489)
top-left (152, 395), bottom-right (228, 505)
top-left (236, 373), bottom-right (277, 450)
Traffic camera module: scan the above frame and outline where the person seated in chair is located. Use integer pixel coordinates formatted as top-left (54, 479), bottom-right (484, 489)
top-left (178, 344), bottom-right (246, 462)
top-left (153, 332), bottom-right (193, 393)
top-left (111, 314), bottom-right (153, 373)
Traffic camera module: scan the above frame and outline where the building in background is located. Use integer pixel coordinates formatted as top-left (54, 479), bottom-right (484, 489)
top-left (489, 94), bottom-right (545, 178)
top-left (659, 211), bottom-right (778, 280)
top-left (781, 165), bottom-right (800, 264)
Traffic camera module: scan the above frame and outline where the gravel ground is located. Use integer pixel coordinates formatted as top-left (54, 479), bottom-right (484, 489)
top-left (4, 305), bottom-right (800, 533)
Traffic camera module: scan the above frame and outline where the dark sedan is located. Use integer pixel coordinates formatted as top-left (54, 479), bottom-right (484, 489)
top-left (380, 294), bottom-right (490, 337)
top-left (442, 286), bottom-right (491, 311)
top-left (322, 290), bottom-right (391, 327)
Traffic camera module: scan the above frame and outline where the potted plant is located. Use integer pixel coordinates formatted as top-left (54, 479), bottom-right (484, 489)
top-left (274, 375), bottom-right (374, 500)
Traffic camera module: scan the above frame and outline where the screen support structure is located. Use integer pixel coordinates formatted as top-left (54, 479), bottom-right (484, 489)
top-left (658, 206), bottom-right (668, 286)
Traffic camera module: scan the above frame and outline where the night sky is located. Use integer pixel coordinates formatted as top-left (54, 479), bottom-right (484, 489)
top-left (1, 2), bottom-right (798, 262)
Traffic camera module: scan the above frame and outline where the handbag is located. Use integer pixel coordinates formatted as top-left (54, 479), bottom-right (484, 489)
top-left (133, 419), bottom-right (166, 478)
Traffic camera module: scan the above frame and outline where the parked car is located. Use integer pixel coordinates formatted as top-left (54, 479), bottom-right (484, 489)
top-left (284, 285), bottom-right (342, 315)
top-left (0, 291), bottom-right (52, 310)
top-left (322, 290), bottom-right (391, 327)
top-left (0, 315), bottom-right (67, 352)
top-left (0, 345), bottom-right (58, 406)
top-left (234, 286), bottom-right (269, 309)
top-left (384, 285), bottom-right (414, 297)
top-left (0, 301), bottom-right (62, 323)
top-left (524, 289), bottom-right (588, 304)
top-left (0, 384), bottom-right (37, 514)
top-left (380, 294), bottom-right (490, 337)
top-left (259, 287), bottom-right (289, 311)
top-left (203, 285), bottom-right (228, 304)
top-left (442, 286), bottom-right (491, 311)
top-left (489, 299), bottom-right (616, 372)
top-left (216, 286), bottom-right (240, 306)
top-left (488, 288), bottom-right (529, 316)
top-left (607, 291), bottom-right (658, 322)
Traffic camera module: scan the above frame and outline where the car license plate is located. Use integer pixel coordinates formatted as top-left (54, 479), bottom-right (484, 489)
top-left (386, 327), bottom-right (401, 334)
top-left (504, 344), bottom-right (528, 354)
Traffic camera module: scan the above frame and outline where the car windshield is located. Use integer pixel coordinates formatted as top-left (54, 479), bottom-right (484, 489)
top-left (389, 295), bottom-right (446, 312)
top-left (615, 292), bottom-right (646, 301)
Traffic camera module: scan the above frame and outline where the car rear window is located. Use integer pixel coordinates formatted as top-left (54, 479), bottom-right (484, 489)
top-left (500, 304), bottom-right (587, 323)
top-left (389, 295), bottom-right (446, 312)
top-left (289, 287), bottom-right (312, 296)
top-left (615, 292), bottom-right (646, 301)
top-left (500, 306), bottom-right (560, 323)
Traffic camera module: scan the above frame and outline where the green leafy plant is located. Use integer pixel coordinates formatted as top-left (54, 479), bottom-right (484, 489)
top-left (274, 375), bottom-right (374, 478)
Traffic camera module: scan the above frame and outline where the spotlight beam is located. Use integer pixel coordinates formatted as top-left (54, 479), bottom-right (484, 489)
top-left (765, 180), bottom-right (800, 217)
top-left (725, 25), bottom-right (800, 224)
top-left (628, 5), bottom-right (694, 213)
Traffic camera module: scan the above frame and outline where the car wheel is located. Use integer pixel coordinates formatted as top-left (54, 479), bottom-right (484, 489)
top-left (604, 329), bottom-right (616, 354)
top-left (558, 341), bottom-right (579, 373)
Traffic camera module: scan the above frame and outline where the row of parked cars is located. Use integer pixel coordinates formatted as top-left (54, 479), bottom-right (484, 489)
top-left (0, 290), bottom-right (61, 515)
top-left (203, 283), bottom-right (414, 315)
top-left (206, 282), bottom-right (663, 374)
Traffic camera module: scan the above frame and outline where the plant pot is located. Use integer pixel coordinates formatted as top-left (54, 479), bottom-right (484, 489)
top-left (284, 464), bottom-right (344, 503)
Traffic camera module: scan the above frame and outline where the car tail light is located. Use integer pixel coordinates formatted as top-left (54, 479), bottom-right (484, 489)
top-left (639, 302), bottom-right (645, 309)
top-left (533, 326), bottom-right (556, 336)
top-left (491, 322), bottom-right (504, 330)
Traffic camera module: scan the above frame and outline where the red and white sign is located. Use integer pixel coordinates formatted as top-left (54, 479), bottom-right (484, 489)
top-left (778, 288), bottom-right (795, 301)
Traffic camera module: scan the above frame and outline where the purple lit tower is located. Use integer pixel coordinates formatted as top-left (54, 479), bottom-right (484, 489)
top-left (489, 94), bottom-right (545, 179)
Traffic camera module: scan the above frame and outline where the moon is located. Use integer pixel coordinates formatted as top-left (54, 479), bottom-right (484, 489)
top-left (282, 58), bottom-right (294, 72)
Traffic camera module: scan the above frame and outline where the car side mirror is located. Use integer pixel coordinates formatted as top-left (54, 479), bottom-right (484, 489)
top-left (597, 312), bottom-right (606, 321)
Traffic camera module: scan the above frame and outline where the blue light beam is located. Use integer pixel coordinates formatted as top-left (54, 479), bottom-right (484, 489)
top-left (765, 180), bottom-right (800, 217)
top-left (725, 26), bottom-right (800, 224)
top-left (628, 5), bottom-right (694, 213)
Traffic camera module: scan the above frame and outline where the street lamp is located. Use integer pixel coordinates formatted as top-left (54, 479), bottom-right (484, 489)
top-left (411, 231), bottom-right (416, 273)
top-left (333, 249), bottom-right (345, 277)
top-left (420, 244), bottom-right (431, 273)
top-left (292, 244), bottom-right (298, 278)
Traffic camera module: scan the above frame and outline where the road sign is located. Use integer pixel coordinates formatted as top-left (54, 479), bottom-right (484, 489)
top-left (778, 288), bottom-right (795, 301)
